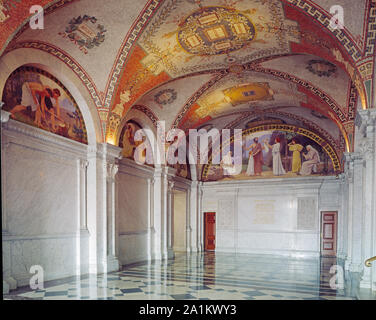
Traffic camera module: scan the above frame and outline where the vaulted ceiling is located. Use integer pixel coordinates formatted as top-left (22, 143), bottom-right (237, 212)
top-left (1, 0), bottom-right (375, 179)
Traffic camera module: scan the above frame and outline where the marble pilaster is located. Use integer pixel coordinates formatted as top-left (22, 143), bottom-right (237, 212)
top-left (357, 109), bottom-right (376, 289)
top-left (343, 152), bottom-right (364, 274)
top-left (152, 167), bottom-right (163, 260)
top-left (86, 143), bottom-right (122, 274)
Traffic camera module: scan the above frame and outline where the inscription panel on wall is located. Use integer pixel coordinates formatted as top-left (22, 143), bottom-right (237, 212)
top-left (218, 199), bottom-right (234, 228)
top-left (238, 196), bottom-right (296, 231)
top-left (297, 197), bottom-right (317, 230)
top-left (253, 200), bottom-right (275, 225)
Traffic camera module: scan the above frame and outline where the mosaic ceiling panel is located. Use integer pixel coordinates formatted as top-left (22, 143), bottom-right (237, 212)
top-left (138, 0), bottom-right (300, 78)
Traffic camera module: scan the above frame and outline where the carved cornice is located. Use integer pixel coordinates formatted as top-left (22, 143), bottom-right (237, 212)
top-left (2, 118), bottom-right (88, 157)
top-left (95, 142), bottom-right (122, 160)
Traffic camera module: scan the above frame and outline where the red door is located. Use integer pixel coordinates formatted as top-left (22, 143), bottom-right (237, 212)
top-left (320, 211), bottom-right (338, 257)
top-left (204, 212), bottom-right (216, 251)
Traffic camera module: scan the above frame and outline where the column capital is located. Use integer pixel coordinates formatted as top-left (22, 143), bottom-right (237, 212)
top-left (356, 110), bottom-right (376, 137)
top-left (359, 139), bottom-right (375, 161)
top-left (357, 109), bottom-right (376, 123)
top-left (80, 159), bottom-right (89, 170)
top-left (167, 180), bottom-right (175, 192)
top-left (106, 163), bottom-right (119, 181)
top-left (1, 109), bottom-right (11, 123)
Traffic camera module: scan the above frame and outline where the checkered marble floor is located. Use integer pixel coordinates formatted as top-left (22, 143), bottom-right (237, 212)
top-left (4, 252), bottom-right (376, 300)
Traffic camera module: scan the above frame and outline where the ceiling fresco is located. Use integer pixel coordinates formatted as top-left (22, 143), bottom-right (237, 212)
top-left (1, 0), bottom-right (375, 180)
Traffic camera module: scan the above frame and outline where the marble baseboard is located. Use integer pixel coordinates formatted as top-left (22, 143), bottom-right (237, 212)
top-left (173, 246), bottom-right (187, 252)
top-left (118, 233), bottom-right (149, 266)
top-left (3, 235), bottom-right (87, 289)
top-left (216, 247), bottom-right (320, 258)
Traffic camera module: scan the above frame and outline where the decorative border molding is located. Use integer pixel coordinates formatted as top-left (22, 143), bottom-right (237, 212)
top-left (103, 0), bottom-right (162, 110)
top-left (2, 118), bottom-right (88, 158)
top-left (132, 104), bottom-right (159, 127)
top-left (4, 41), bottom-right (102, 108)
top-left (282, 0), bottom-right (362, 62)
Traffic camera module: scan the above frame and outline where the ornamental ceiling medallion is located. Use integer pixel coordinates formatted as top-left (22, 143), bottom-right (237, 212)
top-left (306, 60), bottom-right (337, 77)
top-left (177, 6), bottom-right (256, 56)
top-left (223, 82), bottom-right (274, 106)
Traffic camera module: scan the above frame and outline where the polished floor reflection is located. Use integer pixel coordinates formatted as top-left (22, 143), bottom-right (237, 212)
top-left (4, 252), bottom-right (376, 300)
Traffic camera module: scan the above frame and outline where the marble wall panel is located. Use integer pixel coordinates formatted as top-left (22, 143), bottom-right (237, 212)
top-left (118, 233), bottom-right (148, 265)
top-left (5, 143), bottom-right (78, 236)
top-left (117, 172), bottom-right (148, 233)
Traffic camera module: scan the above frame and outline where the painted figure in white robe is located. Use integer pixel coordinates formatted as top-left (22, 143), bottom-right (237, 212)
top-left (264, 137), bottom-right (286, 176)
top-left (246, 150), bottom-right (254, 176)
top-left (300, 145), bottom-right (320, 176)
top-left (220, 150), bottom-right (238, 176)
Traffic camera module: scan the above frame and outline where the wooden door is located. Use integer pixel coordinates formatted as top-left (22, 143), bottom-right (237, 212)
top-left (320, 211), bottom-right (338, 257)
top-left (204, 212), bottom-right (216, 251)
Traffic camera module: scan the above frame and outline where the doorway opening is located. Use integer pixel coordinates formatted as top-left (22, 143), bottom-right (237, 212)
top-left (320, 211), bottom-right (338, 257)
top-left (204, 212), bottom-right (216, 251)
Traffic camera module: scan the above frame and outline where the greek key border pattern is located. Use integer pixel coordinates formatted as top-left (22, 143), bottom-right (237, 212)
top-left (4, 41), bottom-right (102, 108)
top-left (365, 5), bottom-right (376, 56)
top-left (103, 0), bottom-right (162, 110)
top-left (283, 0), bottom-right (362, 61)
top-left (132, 104), bottom-right (159, 127)
top-left (347, 83), bottom-right (357, 120)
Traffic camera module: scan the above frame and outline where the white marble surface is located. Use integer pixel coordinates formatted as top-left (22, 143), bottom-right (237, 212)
top-left (2, 120), bottom-right (89, 289)
top-left (202, 177), bottom-right (341, 257)
top-left (118, 233), bottom-right (149, 265)
top-left (117, 164), bottom-right (150, 233)
top-left (6, 236), bottom-right (78, 287)
top-left (5, 143), bottom-right (78, 236)
top-left (116, 158), bottom-right (154, 265)
top-left (173, 192), bottom-right (186, 251)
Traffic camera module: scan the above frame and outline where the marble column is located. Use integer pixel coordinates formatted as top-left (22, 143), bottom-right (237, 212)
top-left (106, 162), bottom-right (120, 272)
top-left (198, 185), bottom-right (204, 252)
top-left (189, 180), bottom-right (199, 252)
top-left (147, 178), bottom-right (153, 261)
top-left (167, 180), bottom-right (175, 259)
top-left (86, 143), bottom-right (122, 274)
top-left (337, 173), bottom-right (349, 261)
top-left (344, 152), bottom-right (365, 274)
top-left (186, 187), bottom-right (192, 253)
top-left (79, 159), bottom-right (89, 231)
top-left (357, 109), bottom-right (376, 289)
top-left (78, 159), bottom-right (89, 275)
top-left (152, 167), bottom-right (163, 260)
top-left (1, 110), bottom-right (12, 294)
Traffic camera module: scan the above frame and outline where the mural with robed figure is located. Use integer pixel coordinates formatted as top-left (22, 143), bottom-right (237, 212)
top-left (203, 127), bottom-right (339, 181)
top-left (2, 66), bottom-right (88, 144)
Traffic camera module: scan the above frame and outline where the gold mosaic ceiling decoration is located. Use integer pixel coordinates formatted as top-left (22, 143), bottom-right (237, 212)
top-left (177, 6), bottom-right (256, 56)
